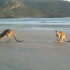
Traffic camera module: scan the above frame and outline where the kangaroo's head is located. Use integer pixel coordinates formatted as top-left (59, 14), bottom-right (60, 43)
top-left (0, 34), bottom-right (1, 37)
top-left (0, 34), bottom-right (4, 40)
top-left (55, 30), bottom-right (60, 35)
top-left (0, 34), bottom-right (2, 39)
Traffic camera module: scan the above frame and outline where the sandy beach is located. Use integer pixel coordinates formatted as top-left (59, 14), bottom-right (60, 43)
top-left (0, 28), bottom-right (70, 70)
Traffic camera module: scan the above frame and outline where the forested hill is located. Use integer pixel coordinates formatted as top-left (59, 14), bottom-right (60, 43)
top-left (0, 0), bottom-right (70, 18)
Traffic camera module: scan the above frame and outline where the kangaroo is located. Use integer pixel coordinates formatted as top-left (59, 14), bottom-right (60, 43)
top-left (55, 30), bottom-right (67, 42)
top-left (0, 29), bottom-right (23, 42)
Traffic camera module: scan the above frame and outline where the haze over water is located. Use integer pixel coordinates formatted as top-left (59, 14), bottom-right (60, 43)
top-left (0, 17), bottom-right (70, 30)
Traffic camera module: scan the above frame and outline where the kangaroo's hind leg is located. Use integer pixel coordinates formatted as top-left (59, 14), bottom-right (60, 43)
top-left (6, 35), bottom-right (12, 42)
top-left (64, 37), bottom-right (67, 42)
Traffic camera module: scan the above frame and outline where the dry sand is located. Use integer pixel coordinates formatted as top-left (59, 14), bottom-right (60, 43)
top-left (0, 28), bottom-right (70, 70)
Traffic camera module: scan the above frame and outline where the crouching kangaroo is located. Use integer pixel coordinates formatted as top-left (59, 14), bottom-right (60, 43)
top-left (0, 29), bottom-right (23, 42)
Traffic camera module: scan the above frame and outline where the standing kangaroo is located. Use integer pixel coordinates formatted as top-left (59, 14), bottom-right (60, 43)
top-left (55, 30), bottom-right (67, 42)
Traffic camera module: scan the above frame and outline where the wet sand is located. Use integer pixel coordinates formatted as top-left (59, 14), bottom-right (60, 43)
top-left (0, 28), bottom-right (70, 70)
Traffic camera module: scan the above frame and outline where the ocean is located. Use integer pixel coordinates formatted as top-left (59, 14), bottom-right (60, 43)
top-left (0, 17), bottom-right (70, 30)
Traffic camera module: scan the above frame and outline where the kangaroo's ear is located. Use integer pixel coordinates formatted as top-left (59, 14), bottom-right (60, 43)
top-left (55, 30), bottom-right (57, 32)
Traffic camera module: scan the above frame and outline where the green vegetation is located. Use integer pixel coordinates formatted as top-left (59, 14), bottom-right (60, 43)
top-left (0, 0), bottom-right (70, 18)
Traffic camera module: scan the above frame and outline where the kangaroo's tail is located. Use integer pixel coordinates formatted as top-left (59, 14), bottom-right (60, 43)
top-left (66, 41), bottom-right (70, 42)
top-left (13, 33), bottom-right (23, 42)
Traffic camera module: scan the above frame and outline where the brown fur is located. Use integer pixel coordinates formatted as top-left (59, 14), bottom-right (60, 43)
top-left (0, 29), bottom-right (23, 42)
top-left (55, 30), bottom-right (67, 42)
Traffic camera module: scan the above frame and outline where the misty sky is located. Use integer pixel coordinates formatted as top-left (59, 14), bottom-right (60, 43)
top-left (67, 0), bottom-right (70, 1)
